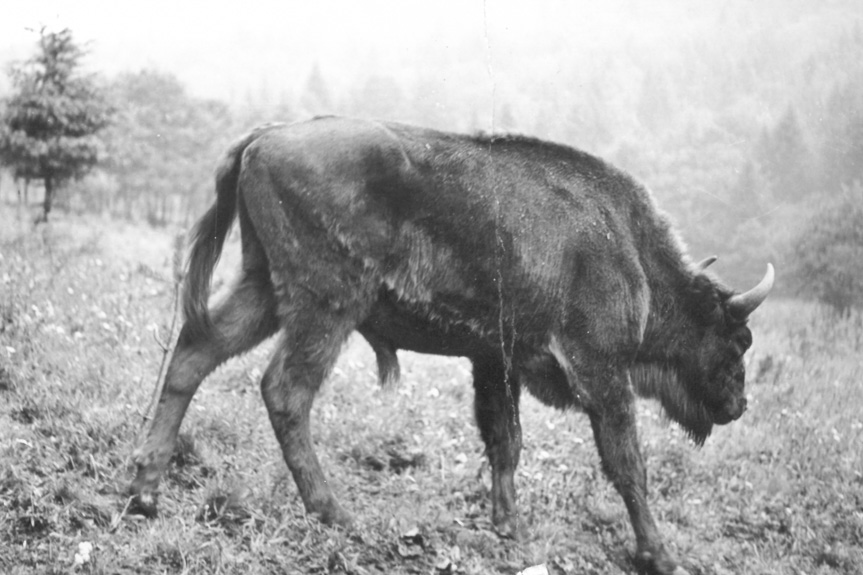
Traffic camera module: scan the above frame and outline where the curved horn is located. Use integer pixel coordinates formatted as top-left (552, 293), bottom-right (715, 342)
top-left (728, 263), bottom-right (775, 318)
top-left (695, 255), bottom-right (718, 272)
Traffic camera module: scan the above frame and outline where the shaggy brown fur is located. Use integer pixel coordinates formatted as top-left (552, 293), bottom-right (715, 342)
top-left (131, 117), bottom-right (773, 575)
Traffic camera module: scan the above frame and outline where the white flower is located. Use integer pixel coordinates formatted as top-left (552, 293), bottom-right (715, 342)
top-left (73, 541), bottom-right (93, 567)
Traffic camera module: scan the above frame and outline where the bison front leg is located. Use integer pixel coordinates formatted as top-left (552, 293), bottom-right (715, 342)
top-left (586, 379), bottom-right (687, 575)
top-left (472, 356), bottom-right (522, 538)
top-left (261, 316), bottom-right (354, 527)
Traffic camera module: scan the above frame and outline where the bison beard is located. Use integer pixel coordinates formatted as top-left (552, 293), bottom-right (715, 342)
top-left (130, 117), bottom-right (773, 575)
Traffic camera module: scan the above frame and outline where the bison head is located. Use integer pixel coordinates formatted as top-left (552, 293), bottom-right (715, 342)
top-left (633, 261), bottom-right (774, 444)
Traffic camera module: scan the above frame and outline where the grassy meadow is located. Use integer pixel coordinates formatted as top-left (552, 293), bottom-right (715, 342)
top-left (1, 210), bottom-right (861, 574)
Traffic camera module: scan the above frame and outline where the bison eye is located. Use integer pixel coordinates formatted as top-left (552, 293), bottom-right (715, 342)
top-left (728, 329), bottom-right (752, 359)
top-left (736, 328), bottom-right (753, 351)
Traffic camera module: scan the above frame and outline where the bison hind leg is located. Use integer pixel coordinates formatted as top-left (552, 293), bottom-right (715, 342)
top-left (130, 268), bottom-right (279, 515)
top-left (261, 300), bottom-right (366, 528)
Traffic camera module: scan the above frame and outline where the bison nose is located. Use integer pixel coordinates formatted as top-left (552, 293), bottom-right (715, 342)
top-left (714, 396), bottom-right (747, 425)
top-left (725, 396), bottom-right (747, 422)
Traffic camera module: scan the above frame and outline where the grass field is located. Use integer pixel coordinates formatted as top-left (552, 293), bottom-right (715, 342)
top-left (1, 210), bottom-right (861, 574)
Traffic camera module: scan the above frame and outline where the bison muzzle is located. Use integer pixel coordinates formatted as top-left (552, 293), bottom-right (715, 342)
top-left (130, 117), bottom-right (773, 575)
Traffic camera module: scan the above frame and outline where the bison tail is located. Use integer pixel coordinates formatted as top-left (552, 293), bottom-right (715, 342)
top-left (182, 123), bottom-right (285, 340)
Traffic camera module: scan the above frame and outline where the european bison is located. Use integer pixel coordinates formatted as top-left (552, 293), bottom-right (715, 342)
top-left (131, 117), bottom-right (773, 574)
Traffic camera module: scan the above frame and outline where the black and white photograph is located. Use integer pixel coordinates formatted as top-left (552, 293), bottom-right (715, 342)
top-left (1, 1), bottom-right (861, 573)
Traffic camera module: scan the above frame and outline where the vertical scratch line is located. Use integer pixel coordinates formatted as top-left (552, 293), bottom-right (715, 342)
top-left (483, 2), bottom-right (516, 427)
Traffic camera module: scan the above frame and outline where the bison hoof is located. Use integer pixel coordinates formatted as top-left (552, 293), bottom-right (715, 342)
top-left (315, 503), bottom-right (354, 529)
top-left (128, 489), bottom-right (159, 518)
top-left (493, 515), bottom-right (523, 540)
top-left (634, 549), bottom-right (687, 575)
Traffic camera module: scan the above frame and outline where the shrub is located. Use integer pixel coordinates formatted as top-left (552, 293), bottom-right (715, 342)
top-left (787, 182), bottom-right (863, 314)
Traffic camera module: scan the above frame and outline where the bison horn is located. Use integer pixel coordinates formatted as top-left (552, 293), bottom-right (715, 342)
top-left (695, 255), bottom-right (718, 272)
top-left (728, 263), bottom-right (775, 318)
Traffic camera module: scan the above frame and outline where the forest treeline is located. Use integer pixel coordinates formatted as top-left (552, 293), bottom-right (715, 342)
top-left (2, 2), bottom-right (862, 310)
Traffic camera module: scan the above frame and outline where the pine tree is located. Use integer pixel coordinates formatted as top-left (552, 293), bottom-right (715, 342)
top-left (729, 160), bottom-right (770, 217)
top-left (352, 74), bottom-right (404, 121)
top-left (756, 107), bottom-right (812, 202)
top-left (820, 83), bottom-right (863, 191)
top-left (789, 182), bottom-right (863, 314)
top-left (0, 28), bottom-right (112, 222)
top-left (299, 63), bottom-right (333, 116)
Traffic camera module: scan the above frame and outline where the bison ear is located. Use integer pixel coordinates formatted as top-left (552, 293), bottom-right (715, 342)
top-left (689, 274), bottom-right (723, 324)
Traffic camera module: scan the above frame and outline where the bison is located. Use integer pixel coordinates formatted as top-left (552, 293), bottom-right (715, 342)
top-left (131, 116), bottom-right (773, 574)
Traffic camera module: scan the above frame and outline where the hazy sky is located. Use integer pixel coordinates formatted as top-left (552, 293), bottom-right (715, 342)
top-left (2, 0), bottom-right (708, 101)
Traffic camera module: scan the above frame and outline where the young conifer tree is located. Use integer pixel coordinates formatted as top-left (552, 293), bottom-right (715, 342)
top-left (0, 28), bottom-right (112, 222)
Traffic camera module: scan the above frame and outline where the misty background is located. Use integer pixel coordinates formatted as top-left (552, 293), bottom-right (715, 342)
top-left (2, 0), bottom-right (863, 302)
